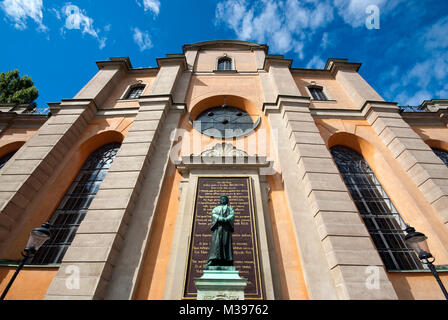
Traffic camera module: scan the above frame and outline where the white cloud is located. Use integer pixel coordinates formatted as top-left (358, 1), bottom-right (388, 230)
top-left (215, 0), bottom-right (333, 58)
top-left (436, 84), bottom-right (448, 98)
top-left (137, 0), bottom-right (161, 15)
top-left (423, 16), bottom-right (448, 51)
top-left (333, 0), bottom-right (384, 28)
top-left (61, 4), bottom-right (106, 49)
top-left (133, 27), bottom-right (152, 51)
top-left (333, 0), bottom-right (405, 28)
top-left (306, 55), bottom-right (325, 69)
top-left (384, 16), bottom-right (448, 105)
top-left (320, 32), bottom-right (330, 49)
top-left (396, 89), bottom-right (432, 107)
top-left (0, 0), bottom-right (47, 31)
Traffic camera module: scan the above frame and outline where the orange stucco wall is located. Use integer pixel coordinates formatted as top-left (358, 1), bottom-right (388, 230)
top-left (0, 127), bottom-right (38, 157)
top-left (0, 115), bottom-right (134, 299)
top-left (2, 116), bottom-right (133, 259)
top-left (0, 267), bottom-right (58, 300)
top-left (134, 163), bottom-right (181, 299)
top-left (101, 74), bottom-right (157, 109)
top-left (195, 50), bottom-right (258, 72)
top-left (293, 74), bottom-right (357, 109)
top-left (412, 125), bottom-right (448, 149)
top-left (316, 118), bottom-right (448, 299)
top-left (134, 67), bottom-right (309, 299)
top-left (266, 174), bottom-right (309, 299)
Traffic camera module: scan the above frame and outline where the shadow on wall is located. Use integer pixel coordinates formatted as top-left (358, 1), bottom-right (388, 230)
top-left (388, 273), bottom-right (415, 300)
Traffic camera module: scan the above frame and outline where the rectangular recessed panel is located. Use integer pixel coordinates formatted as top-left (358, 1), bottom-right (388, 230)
top-left (183, 177), bottom-right (263, 299)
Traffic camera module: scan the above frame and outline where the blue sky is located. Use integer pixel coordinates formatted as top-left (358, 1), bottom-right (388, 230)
top-left (0, 0), bottom-right (447, 112)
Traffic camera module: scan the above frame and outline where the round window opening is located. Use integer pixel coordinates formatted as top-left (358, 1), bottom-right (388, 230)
top-left (193, 106), bottom-right (259, 138)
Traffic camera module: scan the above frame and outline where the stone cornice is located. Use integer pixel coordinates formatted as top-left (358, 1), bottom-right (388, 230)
top-left (401, 109), bottom-right (448, 126)
top-left (0, 111), bottom-right (47, 129)
top-left (156, 55), bottom-right (187, 70)
top-left (263, 94), bottom-right (311, 113)
top-left (308, 100), bottom-right (448, 126)
top-left (419, 99), bottom-right (448, 111)
top-left (138, 93), bottom-right (173, 106)
top-left (261, 55), bottom-right (292, 71)
top-left (182, 40), bottom-right (268, 53)
top-left (324, 58), bottom-right (362, 76)
top-left (96, 57), bottom-right (133, 71)
top-left (47, 99), bottom-right (98, 116)
top-left (290, 68), bottom-right (333, 77)
top-left (175, 155), bottom-right (272, 175)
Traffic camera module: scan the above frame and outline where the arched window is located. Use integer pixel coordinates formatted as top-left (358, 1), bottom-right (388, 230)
top-left (125, 85), bottom-right (145, 99)
top-left (431, 147), bottom-right (448, 167)
top-left (217, 57), bottom-right (232, 70)
top-left (31, 143), bottom-right (121, 265)
top-left (192, 105), bottom-right (258, 138)
top-left (330, 145), bottom-right (423, 271)
top-left (0, 151), bottom-right (16, 170)
top-left (307, 85), bottom-right (328, 101)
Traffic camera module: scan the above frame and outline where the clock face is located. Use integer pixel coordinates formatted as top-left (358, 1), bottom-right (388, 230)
top-left (193, 106), bottom-right (256, 138)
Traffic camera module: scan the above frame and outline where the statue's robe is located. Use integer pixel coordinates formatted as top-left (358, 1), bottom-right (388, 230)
top-left (207, 204), bottom-right (235, 265)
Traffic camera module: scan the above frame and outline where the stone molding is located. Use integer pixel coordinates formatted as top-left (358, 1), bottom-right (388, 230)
top-left (44, 53), bottom-right (188, 299)
top-left (163, 169), bottom-right (276, 300)
top-left (364, 101), bottom-right (448, 226)
top-left (200, 143), bottom-right (248, 157)
top-left (0, 99), bottom-right (97, 255)
top-left (265, 94), bottom-right (398, 299)
top-left (44, 95), bottom-right (174, 300)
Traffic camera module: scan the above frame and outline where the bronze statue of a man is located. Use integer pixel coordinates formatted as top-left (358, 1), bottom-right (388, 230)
top-left (206, 195), bottom-right (235, 267)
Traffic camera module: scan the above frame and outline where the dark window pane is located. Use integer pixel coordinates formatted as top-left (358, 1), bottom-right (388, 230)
top-left (0, 151), bottom-right (16, 169)
top-left (193, 106), bottom-right (255, 138)
top-left (126, 86), bottom-right (145, 99)
top-left (30, 143), bottom-right (121, 265)
top-left (432, 147), bottom-right (448, 167)
top-left (330, 145), bottom-right (423, 271)
top-left (309, 87), bottom-right (327, 101)
top-left (217, 58), bottom-right (232, 70)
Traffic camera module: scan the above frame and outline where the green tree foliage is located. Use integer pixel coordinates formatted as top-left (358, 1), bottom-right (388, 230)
top-left (0, 69), bottom-right (38, 106)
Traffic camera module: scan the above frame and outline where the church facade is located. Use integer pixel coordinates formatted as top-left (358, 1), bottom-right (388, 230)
top-left (0, 40), bottom-right (448, 300)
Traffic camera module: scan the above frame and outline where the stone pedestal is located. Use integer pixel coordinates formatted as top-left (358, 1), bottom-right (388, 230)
top-left (194, 266), bottom-right (247, 300)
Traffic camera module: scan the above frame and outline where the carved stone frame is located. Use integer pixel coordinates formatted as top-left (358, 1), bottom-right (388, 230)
top-left (163, 154), bottom-right (277, 299)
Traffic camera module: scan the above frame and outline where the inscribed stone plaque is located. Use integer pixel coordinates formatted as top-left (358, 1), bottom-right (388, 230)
top-left (183, 177), bottom-right (263, 299)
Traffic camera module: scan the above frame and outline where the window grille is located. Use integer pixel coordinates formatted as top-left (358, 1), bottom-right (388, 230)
top-left (30, 143), bottom-right (121, 265)
top-left (126, 85), bottom-right (145, 99)
top-left (330, 145), bottom-right (424, 271)
top-left (432, 147), bottom-right (448, 167)
top-left (217, 57), bottom-right (232, 70)
top-left (309, 87), bottom-right (327, 100)
top-left (0, 151), bottom-right (16, 170)
top-left (193, 106), bottom-right (255, 138)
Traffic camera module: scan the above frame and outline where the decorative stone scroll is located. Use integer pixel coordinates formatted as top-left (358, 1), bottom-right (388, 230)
top-left (200, 143), bottom-right (248, 157)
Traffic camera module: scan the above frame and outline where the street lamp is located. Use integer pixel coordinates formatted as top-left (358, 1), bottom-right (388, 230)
top-left (0, 222), bottom-right (51, 300)
top-left (404, 225), bottom-right (448, 300)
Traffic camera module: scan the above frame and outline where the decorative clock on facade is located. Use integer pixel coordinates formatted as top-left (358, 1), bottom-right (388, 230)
top-left (192, 105), bottom-right (260, 138)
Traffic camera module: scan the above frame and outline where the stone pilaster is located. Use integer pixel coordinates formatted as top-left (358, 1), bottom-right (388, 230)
top-left (44, 96), bottom-right (173, 299)
top-left (325, 59), bottom-right (384, 107)
top-left (0, 100), bottom-right (96, 255)
top-left (0, 58), bottom-right (130, 256)
top-left (365, 102), bottom-right (448, 225)
top-left (44, 55), bottom-right (187, 300)
top-left (266, 96), bottom-right (397, 299)
top-left (103, 103), bottom-right (185, 299)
